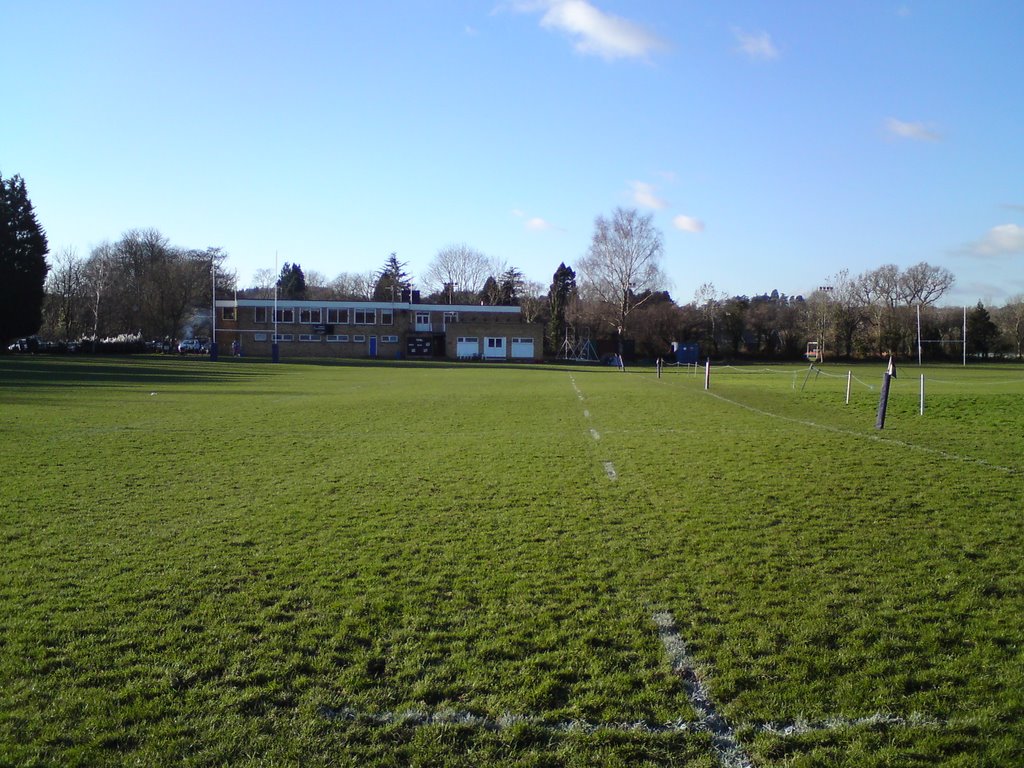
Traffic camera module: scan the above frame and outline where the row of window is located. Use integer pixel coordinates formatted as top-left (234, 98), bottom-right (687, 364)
top-left (222, 307), bottom-right (465, 326)
top-left (229, 307), bottom-right (394, 326)
top-left (251, 333), bottom-right (400, 343)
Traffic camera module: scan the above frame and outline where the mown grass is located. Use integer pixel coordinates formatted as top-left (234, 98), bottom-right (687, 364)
top-left (0, 356), bottom-right (1021, 766)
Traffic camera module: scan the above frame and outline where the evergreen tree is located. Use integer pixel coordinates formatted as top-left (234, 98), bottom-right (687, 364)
top-left (478, 275), bottom-right (501, 305)
top-left (546, 262), bottom-right (576, 354)
top-left (498, 267), bottom-right (524, 305)
top-left (372, 253), bottom-right (411, 301)
top-left (967, 301), bottom-right (1000, 357)
top-left (0, 173), bottom-right (49, 345)
top-left (277, 262), bottom-right (306, 299)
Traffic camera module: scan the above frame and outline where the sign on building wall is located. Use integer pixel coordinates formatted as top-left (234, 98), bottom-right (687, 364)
top-left (406, 336), bottom-right (432, 357)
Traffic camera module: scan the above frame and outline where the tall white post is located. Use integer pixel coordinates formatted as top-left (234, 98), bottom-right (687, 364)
top-left (916, 304), bottom-right (922, 366)
top-left (704, 360), bottom-right (711, 390)
top-left (210, 260), bottom-right (217, 360)
top-left (920, 374), bottom-right (925, 416)
top-left (846, 370), bottom-right (852, 405)
top-left (963, 306), bottom-right (967, 366)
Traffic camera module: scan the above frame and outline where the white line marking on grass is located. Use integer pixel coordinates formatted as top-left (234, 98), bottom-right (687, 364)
top-left (706, 390), bottom-right (1020, 476)
top-left (653, 612), bottom-right (753, 768)
top-left (319, 611), bottom-right (944, 763)
top-left (603, 462), bottom-right (617, 480)
top-left (753, 711), bottom-right (942, 736)
top-left (319, 706), bottom-right (700, 734)
top-left (590, 428), bottom-right (600, 441)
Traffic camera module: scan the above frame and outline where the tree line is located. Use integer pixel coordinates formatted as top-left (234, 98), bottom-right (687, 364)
top-left (3, 171), bottom-right (1021, 360)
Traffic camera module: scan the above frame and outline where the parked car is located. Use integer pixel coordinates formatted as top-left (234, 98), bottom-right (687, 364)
top-left (177, 339), bottom-right (205, 354)
top-left (7, 337), bottom-right (40, 353)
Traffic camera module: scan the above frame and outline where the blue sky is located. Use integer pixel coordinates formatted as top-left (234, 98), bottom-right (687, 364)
top-left (4, 1), bottom-right (1022, 305)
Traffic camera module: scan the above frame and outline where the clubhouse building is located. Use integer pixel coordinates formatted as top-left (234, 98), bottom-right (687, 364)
top-left (213, 295), bottom-right (544, 361)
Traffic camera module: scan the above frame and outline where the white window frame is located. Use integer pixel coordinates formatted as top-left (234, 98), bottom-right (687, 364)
top-left (222, 306), bottom-right (236, 321)
top-left (299, 334), bottom-right (321, 342)
top-left (353, 334), bottom-right (366, 342)
top-left (354, 309), bottom-right (375, 326)
top-left (381, 335), bottom-right (399, 343)
top-left (380, 309), bottom-right (393, 326)
top-left (274, 308), bottom-right (294, 324)
top-left (327, 334), bottom-right (349, 342)
top-left (299, 308), bottom-right (322, 324)
top-left (272, 333), bottom-right (293, 342)
top-left (254, 307), bottom-right (267, 323)
top-left (327, 308), bottom-right (349, 324)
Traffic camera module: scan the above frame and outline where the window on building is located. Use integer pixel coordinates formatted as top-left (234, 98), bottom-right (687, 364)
top-left (381, 309), bottom-right (393, 326)
top-left (254, 307), bottom-right (267, 323)
top-left (272, 333), bottom-right (293, 342)
top-left (222, 306), bottom-right (236, 321)
top-left (326, 334), bottom-right (349, 342)
top-left (444, 311), bottom-right (458, 325)
top-left (381, 335), bottom-right (399, 343)
top-left (353, 334), bottom-right (366, 342)
top-left (416, 312), bottom-right (430, 325)
top-left (327, 308), bottom-right (349, 324)
top-left (299, 308), bottom-right (322, 324)
top-left (274, 308), bottom-right (294, 323)
top-left (299, 334), bottom-right (321, 342)
top-left (354, 309), bottom-right (375, 325)
top-left (254, 332), bottom-right (268, 342)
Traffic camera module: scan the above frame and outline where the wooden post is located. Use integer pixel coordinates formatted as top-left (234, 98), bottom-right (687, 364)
top-left (875, 371), bottom-right (891, 429)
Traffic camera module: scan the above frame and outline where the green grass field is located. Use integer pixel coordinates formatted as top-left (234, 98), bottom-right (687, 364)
top-left (1, 356), bottom-right (1022, 767)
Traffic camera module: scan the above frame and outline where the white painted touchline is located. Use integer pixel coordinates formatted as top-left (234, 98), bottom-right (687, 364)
top-left (316, 611), bottom-right (945, 764)
top-left (652, 611), bottom-right (753, 768)
top-left (705, 390), bottom-right (1019, 475)
top-left (319, 705), bottom-right (700, 734)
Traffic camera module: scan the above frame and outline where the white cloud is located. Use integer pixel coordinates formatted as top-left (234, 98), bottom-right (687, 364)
top-left (630, 181), bottom-right (667, 210)
top-left (525, 217), bottom-right (556, 231)
top-left (507, 0), bottom-right (667, 61)
top-left (734, 29), bottom-right (778, 60)
top-left (672, 214), bottom-right (704, 233)
top-left (885, 117), bottom-right (941, 141)
top-left (969, 223), bottom-right (1024, 256)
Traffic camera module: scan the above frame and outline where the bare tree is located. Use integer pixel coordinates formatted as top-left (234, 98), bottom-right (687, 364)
top-left (693, 282), bottom-right (725, 355)
top-left (578, 207), bottom-right (666, 353)
top-left (899, 261), bottom-right (955, 307)
top-left (857, 264), bottom-right (902, 354)
top-left (330, 271), bottom-right (375, 300)
top-left (250, 268), bottom-right (278, 298)
top-left (423, 244), bottom-right (495, 300)
top-left (825, 269), bottom-right (865, 358)
top-left (83, 242), bottom-right (117, 341)
top-left (519, 280), bottom-right (547, 323)
top-left (43, 246), bottom-right (88, 340)
top-left (996, 296), bottom-right (1024, 358)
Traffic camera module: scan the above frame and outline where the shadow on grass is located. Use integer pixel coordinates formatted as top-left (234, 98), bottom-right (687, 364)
top-left (0, 355), bottom-right (277, 389)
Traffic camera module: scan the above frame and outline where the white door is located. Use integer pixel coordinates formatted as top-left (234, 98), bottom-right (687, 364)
top-left (483, 337), bottom-right (506, 359)
top-left (511, 337), bottom-right (534, 359)
top-left (456, 337), bottom-right (479, 358)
